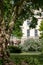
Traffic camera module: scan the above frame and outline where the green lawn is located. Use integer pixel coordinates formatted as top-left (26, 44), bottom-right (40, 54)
top-left (0, 52), bottom-right (43, 65)
top-left (10, 52), bottom-right (41, 55)
top-left (10, 52), bottom-right (43, 65)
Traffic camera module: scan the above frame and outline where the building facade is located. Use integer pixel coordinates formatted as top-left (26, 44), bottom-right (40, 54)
top-left (21, 9), bottom-right (43, 43)
top-left (10, 9), bottom-right (43, 44)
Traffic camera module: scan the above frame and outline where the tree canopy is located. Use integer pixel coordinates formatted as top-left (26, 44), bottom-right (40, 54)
top-left (2, 0), bottom-right (43, 37)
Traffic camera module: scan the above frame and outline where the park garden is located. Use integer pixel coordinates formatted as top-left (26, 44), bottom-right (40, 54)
top-left (0, 0), bottom-right (43, 65)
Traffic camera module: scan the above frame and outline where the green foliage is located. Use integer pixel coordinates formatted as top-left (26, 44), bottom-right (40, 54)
top-left (39, 20), bottom-right (43, 31)
top-left (0, 59), bottom-right (2, 65)
top-left (29, 17), bottom-right (38, 28)
top-left (39, 20), bottom-right (43, 38)
top-left (19, 38), bottom-right (42, 52)
top-left (8, 46), bottom-right (21, 53)
top-left (1, 54), bottom-right (43, 65)
top-left (12, 19), bottom-right (23, 38)
top-left (10, 54), bottom-right (43, 65)
top-left (4, 0), bottom-right (13, 21)
top-left (3, 0), bottom-right (43, 37)
top-left (32, 0), bottom-right (43, 10)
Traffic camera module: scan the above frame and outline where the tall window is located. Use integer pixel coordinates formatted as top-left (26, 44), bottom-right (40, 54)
top-left (35, 29), bottom-right (38, 36)
top-left (27, 29), bottom-right (30, 37)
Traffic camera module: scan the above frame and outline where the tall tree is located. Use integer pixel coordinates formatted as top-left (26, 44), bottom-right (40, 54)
top-left (0, 0), bottom-right (43, 65)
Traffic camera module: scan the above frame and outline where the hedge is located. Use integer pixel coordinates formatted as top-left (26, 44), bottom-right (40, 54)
top-left (8, 46), bottom-right (22, 53)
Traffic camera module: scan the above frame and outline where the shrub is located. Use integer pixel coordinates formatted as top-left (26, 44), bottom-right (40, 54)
top-left (8, 46), bottom-right (21, 53)
top-left (0, 59), bottom-right (2, 65)
top-left (19, 38), bottom-right (42, 52)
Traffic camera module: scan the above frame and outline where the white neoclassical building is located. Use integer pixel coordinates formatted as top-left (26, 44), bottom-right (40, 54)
top-left (10, 9), bottom-right (43, 45)
top-left (21, 9), bottom-right (43, 43)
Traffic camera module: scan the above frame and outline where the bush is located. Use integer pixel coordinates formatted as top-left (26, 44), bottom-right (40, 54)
top-left (8, 46), bottom-right (21, 53)
top-left (19, 38), bottom-right (42, 52)
top-left (0, 59), bottom-right (2, 65)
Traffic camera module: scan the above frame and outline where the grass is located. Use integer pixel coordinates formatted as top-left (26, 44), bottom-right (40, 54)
top-left (10, 52), bottom-right (41, 55)
top-left (10, 52), bottom-right (43, 65)
top-left (0, 52), bottom-right (43, 65)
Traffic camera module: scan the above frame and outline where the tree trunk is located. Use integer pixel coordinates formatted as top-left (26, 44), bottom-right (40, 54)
top-left (0, 0), bottom-right (4, 58)
top-left (0, 0), bottom-right (15, 65)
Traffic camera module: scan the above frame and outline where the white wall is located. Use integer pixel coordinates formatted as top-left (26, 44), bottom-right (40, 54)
top-left (21, 16), bottom-right (43, 39)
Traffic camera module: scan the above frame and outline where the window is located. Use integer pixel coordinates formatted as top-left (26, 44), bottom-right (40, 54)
top-left (27, 29), bottom-right (30, 37)
top-left (35, 29), bottom-right (38, 36)
top-left (27, 20), bottom-right (30, 25)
